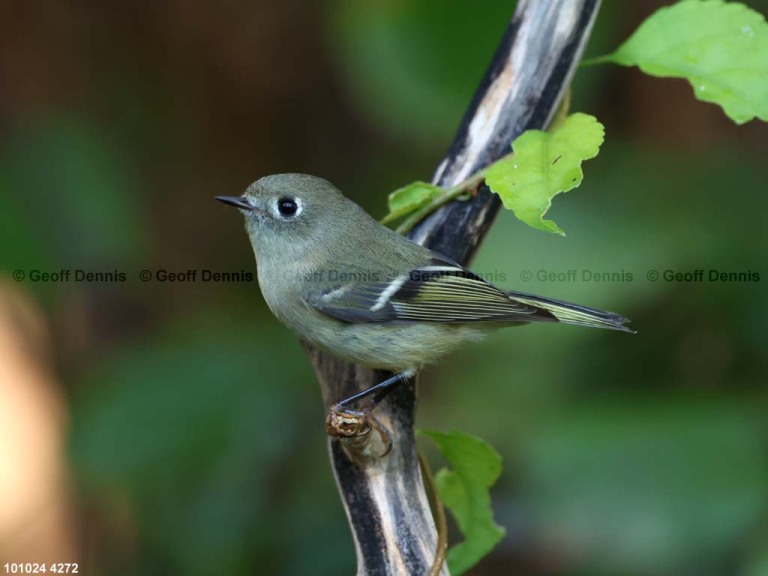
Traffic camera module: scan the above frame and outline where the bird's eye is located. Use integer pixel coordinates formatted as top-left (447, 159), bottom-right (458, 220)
top-left (277, 197), bottom-right (298, 217)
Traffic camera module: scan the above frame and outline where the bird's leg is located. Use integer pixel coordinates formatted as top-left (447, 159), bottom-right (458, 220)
top-left (335, 369), bottom-right (416, 411)
top-left (326, 369), bottom-right (415, 453)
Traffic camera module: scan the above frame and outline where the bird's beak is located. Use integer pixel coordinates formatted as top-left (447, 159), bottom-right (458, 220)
top-left (216, 195), bottom-right (257, 211)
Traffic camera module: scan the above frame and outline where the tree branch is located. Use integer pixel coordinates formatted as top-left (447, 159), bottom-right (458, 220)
top-left (306, 1), bottom-right (601, 574)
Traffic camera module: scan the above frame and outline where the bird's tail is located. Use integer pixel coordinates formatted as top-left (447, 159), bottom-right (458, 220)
top-left (507, 290), bottom-right (635, 333)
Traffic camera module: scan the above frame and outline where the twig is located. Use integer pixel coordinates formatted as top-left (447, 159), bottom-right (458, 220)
top-left (395, 170), bottom-right (489, 236)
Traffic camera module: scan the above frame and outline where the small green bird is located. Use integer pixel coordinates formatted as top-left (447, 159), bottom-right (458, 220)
top-left (217, 174), bottom-right (632, 409)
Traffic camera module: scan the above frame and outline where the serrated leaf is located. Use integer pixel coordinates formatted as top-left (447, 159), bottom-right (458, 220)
top-left (382, 181), bottom-right (443, 224)
top-left (421, 430), bottom-right (505, 575)
top-left (609, 0), bottom-right (768, 124)
top-left (485, 113), bottom-right (604, 235)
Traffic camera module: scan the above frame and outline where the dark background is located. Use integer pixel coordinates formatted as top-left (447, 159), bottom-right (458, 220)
top-left (1, 1), bottom-right (767, 575)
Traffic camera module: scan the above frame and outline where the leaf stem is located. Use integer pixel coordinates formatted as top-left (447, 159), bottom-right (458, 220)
top-left (549, 86), bottom-right (572, 131)
top-left (579, 53), bottom-right (615, 67)
top-left (395, 168), bottom-right (494, 235)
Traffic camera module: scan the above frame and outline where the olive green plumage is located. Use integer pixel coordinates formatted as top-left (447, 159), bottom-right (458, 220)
top-left (217, 173), bottom-right (631, 372)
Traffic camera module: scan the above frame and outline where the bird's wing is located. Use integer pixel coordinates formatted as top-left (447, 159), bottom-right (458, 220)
top-left (304, 259), bottom-right (549, 324)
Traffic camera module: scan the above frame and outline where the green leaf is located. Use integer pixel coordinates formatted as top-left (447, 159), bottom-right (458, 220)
top-left (421, 430), bottom-right (506, 575)
top-left (381, 181), bottom-right (443, 224)
top-left (485, 113), bottom-right (604, 236)
top-left (608, 0), bottom-right (768, 124)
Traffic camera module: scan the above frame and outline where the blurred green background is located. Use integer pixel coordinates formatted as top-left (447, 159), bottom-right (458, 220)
top-left (1, 1), bottom-right (766, 575)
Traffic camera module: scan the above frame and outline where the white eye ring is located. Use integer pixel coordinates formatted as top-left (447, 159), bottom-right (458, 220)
top-left (274, 197), bottom-right (302, 218)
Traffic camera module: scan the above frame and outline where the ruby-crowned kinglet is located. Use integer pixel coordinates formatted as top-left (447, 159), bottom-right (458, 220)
top-left (217, 174), bottom-right (631, 408)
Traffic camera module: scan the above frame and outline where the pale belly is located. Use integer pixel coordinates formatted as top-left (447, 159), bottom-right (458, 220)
top-left (298, 316), bottom-right (490, 371)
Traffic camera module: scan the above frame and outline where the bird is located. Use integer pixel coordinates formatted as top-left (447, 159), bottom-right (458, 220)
top-left (217, 173), bottom-right (632, 409)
